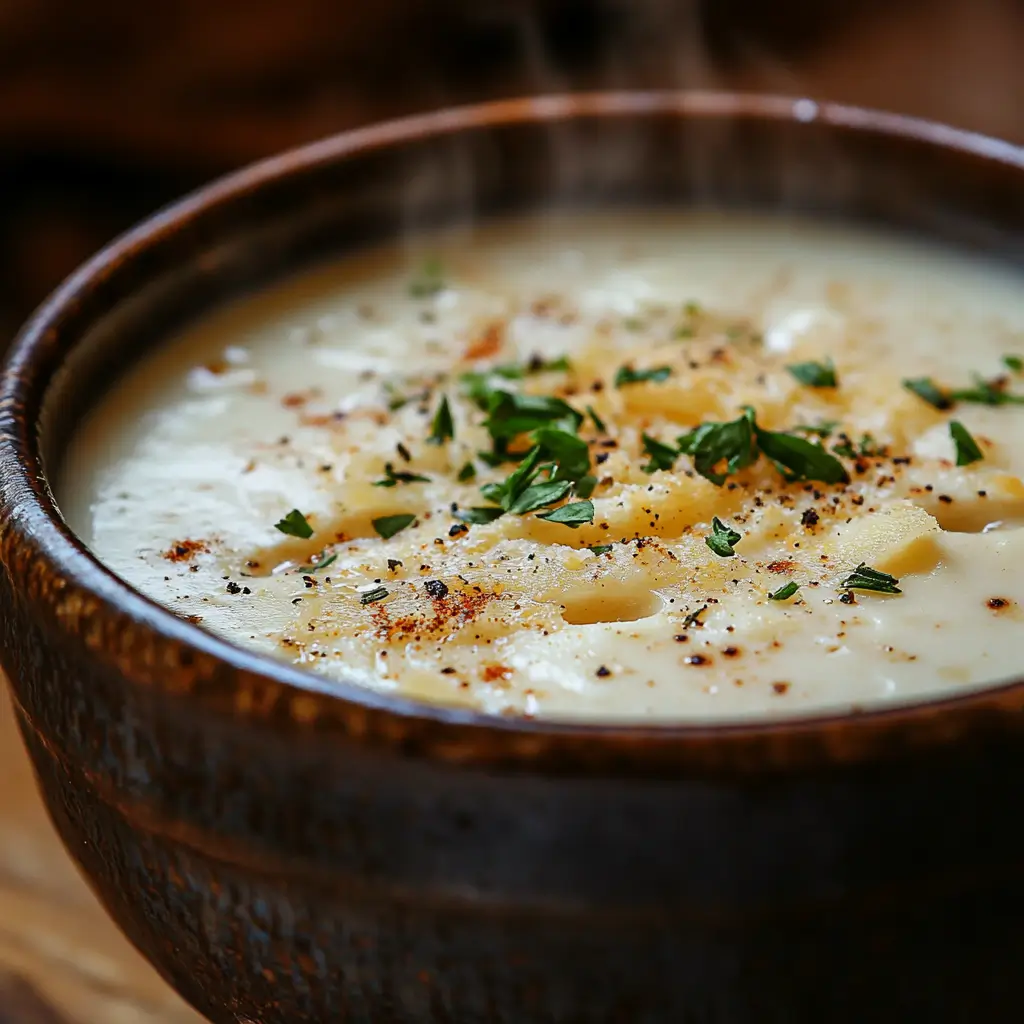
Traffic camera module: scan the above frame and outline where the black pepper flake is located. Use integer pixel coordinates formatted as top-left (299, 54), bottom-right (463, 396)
top-left (674, 634), bottom-right (689, 643)
top-left (424, 579), bottom-right (450, 599)
top-left (987, 597), bottom-right (1010, 610)
top-left (396, 441), bottom-right (412, 462)
top-left (684, 655), bottom-right (709, 666)
top-left (938, 494), bottom-right (953, 504)
top-left (387, 559), bottom-right (403, 572)
top-left (225, 581), bottom-right (242, 595)
top-left (596, 665), bottom-right (612, 677)
top-left (449, 523), bottom-right (469, 538)
top-left (839, 591), bottom-right (856, 605)
top-left (441, 667), bottom-right (457, 675)
top-left (801, 508), bottom-right (820, 528)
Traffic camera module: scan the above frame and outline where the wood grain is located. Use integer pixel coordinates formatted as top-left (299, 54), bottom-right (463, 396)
top-left (0, 691), bottom-right (203, 1024)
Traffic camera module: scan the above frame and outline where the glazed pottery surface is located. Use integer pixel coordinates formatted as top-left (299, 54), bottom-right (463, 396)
top-left (2, 93), bottom-right (1024, 1023)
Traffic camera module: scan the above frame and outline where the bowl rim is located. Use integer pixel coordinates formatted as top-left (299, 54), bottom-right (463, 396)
top-left (4, 89), bottom-right (1024, 771)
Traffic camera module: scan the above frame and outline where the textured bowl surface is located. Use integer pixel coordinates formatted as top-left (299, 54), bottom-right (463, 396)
top-left (3, 93), bottom-right (1024, 1023)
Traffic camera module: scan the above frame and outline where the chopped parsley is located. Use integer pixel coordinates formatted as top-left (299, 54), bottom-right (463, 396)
top-left (677, 409), bottom-right (758, 485)
top-left (359, 586), bottom-right (389, 605)
top-left (507, 480), bottom-right (572, 516)
top-left (678, 408), bottom-right (847, 486)
top-left (453, 506), bottom-right (505, 525)
top-left (574, 474), bottom-right (598, 499)
top-left (614, 365), bottom-right (672, 388)
top-left (536, 500), bottom-right (595, 528)
top-left (427, 395), bottom-right (454, 445)
top-left (483, 390), bottom-right (583, 443)
top-left (299, 552), bottom-right (337, 573)
top-left (768, 581), bottom-right (799, 601)
top-left (787, 358), bottom-right (837, 388)
top-left (1003, 354), bottom-right (1023, 373)
top-left (373, 462), bottom-right (430, 487)
top-left (586, 404), bottom-right (607, 433)
top-left (372, 513), bottom-right (416, 540)
top-left (903, 377), bottom-right (952, 410)
top-left (706, 517), bottom-right (741, 558)
top-left (532, 427), bottom-right (590, 481)
top-left (840, 563), bottom-right (901, 595)
top-left (589, 544), bottom-right (614, 555)
top-left (793, 420), bottom-right (839, 439)
top-left (950, 420), bottom-right (983, 466)
top-left (460, 356), bottom-right (571, 403)
top-left (274, 509), bottom-right (314, 540)
top-left (408, 257), bottom-right (444, 298)
top-left (457, 461), bottom-right (477, 482)
top-left (641, 433), bottom-right (678, 474)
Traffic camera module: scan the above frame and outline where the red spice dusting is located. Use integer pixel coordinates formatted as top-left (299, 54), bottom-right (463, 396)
top-left (369, 587), bottom-right (498, 642)
top-left (463, 321), bottom-right (505, 360)
top-left (772, 682), bottom-right (790, 695)
top-left (482, 664), bottom-right (513, 683)
top-left (163, 539), bottom-right (210, 563)
top-left (767, 560), bottom-right (797, 574)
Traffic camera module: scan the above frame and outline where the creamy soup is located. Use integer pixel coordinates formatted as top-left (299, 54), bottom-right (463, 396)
top-left (60, 212), bottom-right (1024, 721)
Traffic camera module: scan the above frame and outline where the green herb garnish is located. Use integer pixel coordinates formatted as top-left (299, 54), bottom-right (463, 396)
top-left (373, 462), bottom-right (430, 487)
top-left (903, 377), bottom-right (952, 410)
top-left (793, 420), bottom-right (839, 439)
top-left (300, 552), bottom-right (337, 573)
top-left (359, 586), bottom-right (389, 605)
top-left (482, 390), bottom-right (583, 442)
top-left (532, 427), bottom-right (591, 482)
top-left (589, 544), bottom-right (614, 555)
top-left (949, 375), bottom-right (1024, 407)
top-left (677, 409), bottom-right (758, 485)
top-left (427, 395), bottom-right (454, 445)
top-left (756, 425), bottom-right (849, 484)
top-left (614, 365), bottom-right (672, 388)
top-left (409, 257), bottom-right (444, 298)
top-left (586, 404), bottom-right (607, 433)
top-left (506, 480), bottom-right (573, 516)
top-left (706, 517), bottom-right (741, 558)
top-left (768, 581), bottom-right (799, 601)
top-left (787, 358), bottom-right (837, 388)
top-left (574, 475), bottom-right (598, 499)
top-left (641, 433), bottom-right (678, 474)
top-left (274, 509), bottom-right (314, 540)
top-left (536, 500), bottom-right (595, 528)
top-left (1003, 354), bottom-right (1023, 373)
top-left (950, 420), bottom-right (983, 466)
top-left (840, 563), bottom-right (901, 595)
top-left (457, 461), bottom-right (477, 482)
top-left (453, 507), bottom-right (505, 525)
top-left (372, 513), bottom-right (417, 540)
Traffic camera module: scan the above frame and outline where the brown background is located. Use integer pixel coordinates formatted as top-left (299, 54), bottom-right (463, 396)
top-left (1, 1), bottom-right (1024, 1020)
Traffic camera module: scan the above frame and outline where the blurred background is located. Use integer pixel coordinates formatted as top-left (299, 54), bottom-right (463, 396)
top-left (2, 0), bottom-right (1023, 345)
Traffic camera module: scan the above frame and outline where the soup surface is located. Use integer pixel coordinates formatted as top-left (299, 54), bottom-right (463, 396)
top-left (61, 212), bottom-right (1024, 721)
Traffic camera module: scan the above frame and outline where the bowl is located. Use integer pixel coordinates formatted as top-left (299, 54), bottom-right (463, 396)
top-left (3, 92), bottom-right (1024, 1024)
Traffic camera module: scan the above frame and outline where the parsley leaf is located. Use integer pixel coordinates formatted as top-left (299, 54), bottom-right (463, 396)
top-left (949, 375), bottom-right (1024, 407)
top-left (950, 420), bottom-right (983, 466)
top-left (536, 500), bottom-right (595, 528)
top-left (677, 409), bottom-right (758, 485)
top-left (373, 462), bottom-right (430, 487)
top-left (506, 480), bottom-right (572, 516)
top-left (793, 420), bottom-right (839, 439)
top-left (409, 257), bottom-right (444, 298)
top-left (768, 581), bottom-right (799, 601)
top-left (755, 426), bottom-right (849, 485)
top-left (372, 513), bottom-right (417, 540)
top-left (787, 359), bottom-right (837, 388)
top-left (299, 552), bottom-right (337, 573)
top-left (614, 365), bottom-right (672, 388)
top-left (574, 474), bottom-right (597, 499)
top-left (480, 445), bottom-right (544, 510)
top-left (589, 544), bottom-right (614, 555)
top-left (840, 563), bottom-right (901, 595)
top-left (359, 585), bottom-right (389, 605)
top-left (902, 377), bottom-right (953, 410)
top-left (532, 427), bottom-right (591, 482)
top-left (483, 390), bottom-right (583, 442)
top-left (706, 517), bottom-right (741, 557)
top-left (457, 461), bottom-right (476, 482)
top-left (641, 433), bottom-right (678, 473)
top-left (453, 507), bottom-right (505, 525)
top-left (587, 404), bottom-right (607, 433)
top-left (427, 395), bottom-right (454, 445)
top-left (1004, 354), bottom-right (1023, 373)
top-left (274, 509), bottom-right (314, 539)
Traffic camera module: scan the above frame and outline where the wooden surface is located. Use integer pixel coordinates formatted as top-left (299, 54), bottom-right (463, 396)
top-left (0, 690), bottom-right (203, 1023)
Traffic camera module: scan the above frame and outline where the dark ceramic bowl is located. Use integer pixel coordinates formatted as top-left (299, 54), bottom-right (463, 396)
top-left (3, 93), bottom-right (1024, 1024)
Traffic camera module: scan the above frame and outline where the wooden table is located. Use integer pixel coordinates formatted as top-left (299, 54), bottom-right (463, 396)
top-left (0, 690), bottom-right (203, 1023)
